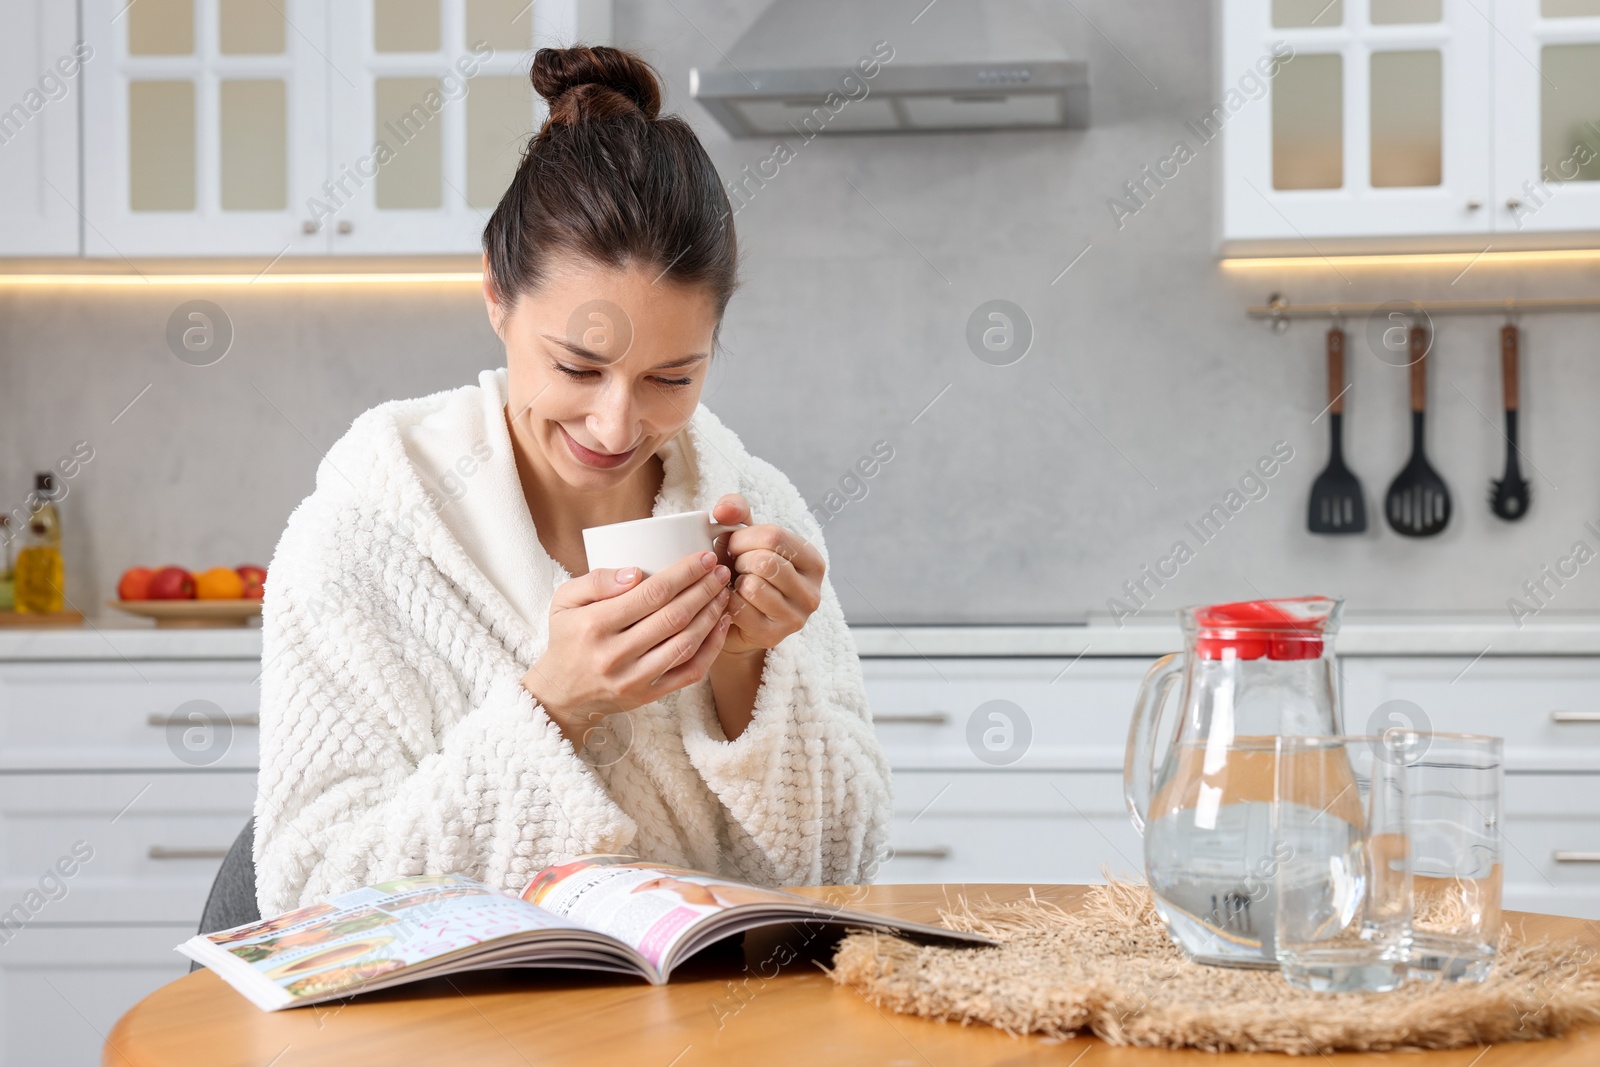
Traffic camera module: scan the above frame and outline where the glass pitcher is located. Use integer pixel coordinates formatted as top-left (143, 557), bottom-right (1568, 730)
top-left (1124, 597), bottom-right (1344, 968)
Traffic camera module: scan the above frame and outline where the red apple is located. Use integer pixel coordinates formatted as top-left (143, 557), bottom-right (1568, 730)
top-left (236, 564), bottom-right (266, 600)
top-left (117, 567), bottom-right (154, 601)
top-left (148, 566), bottom-right (196, 600)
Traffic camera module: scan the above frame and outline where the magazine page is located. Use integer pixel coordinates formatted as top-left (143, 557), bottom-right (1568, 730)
top-left (522, 856), bottom-right (999, 977)
top-left (522, 856), bottom-right (811, 975)
top-left (179, 874), bottom-right (632, 1011)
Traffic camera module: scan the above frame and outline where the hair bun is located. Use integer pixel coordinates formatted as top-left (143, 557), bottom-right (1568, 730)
top-left (532, 46), bottom-right (662, 128)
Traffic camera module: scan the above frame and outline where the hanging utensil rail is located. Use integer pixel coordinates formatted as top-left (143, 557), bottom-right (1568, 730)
top-left (1249, 295), bottom-right (1600, 324)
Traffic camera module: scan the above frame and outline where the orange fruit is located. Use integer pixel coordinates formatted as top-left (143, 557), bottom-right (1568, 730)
top-left (195, 566), bottom-right (245, 600)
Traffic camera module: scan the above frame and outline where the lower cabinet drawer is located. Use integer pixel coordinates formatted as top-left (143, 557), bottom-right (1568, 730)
top-left (0, 661), bottom-right (261, 770)
top-left (0, 773), bottom-right (255, 924)
top-left (864, 658), bottom-right (1153, 772)
top-left (1502, 774), bottom-right (1600, 919)
top-left (877, 772), bottom-right (1141, 885)
top-left (1340, 657), bottom-right (1600, 771)
top-left (0, 925), bottom-right (192, 1067)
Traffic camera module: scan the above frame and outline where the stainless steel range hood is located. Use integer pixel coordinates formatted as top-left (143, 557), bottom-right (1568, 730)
top-left (689, 0), bottom-right (1088, 137)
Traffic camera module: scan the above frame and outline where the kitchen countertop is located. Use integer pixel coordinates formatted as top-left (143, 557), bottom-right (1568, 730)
top-left (0, 624), bottom-right (264, 660)
top-left (2, 613), bottom-right (1600, 660)
top-left (850, 612), bottom-right (1600, 658)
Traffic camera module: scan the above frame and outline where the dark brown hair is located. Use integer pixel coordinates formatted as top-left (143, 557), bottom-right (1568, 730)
top-left (483, 46), bottom-right (738, 319)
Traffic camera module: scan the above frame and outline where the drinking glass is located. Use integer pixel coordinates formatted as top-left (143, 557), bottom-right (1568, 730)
top-left (1405, 732), bottom-right (1503, 983)
top-left (1273, 732), bottom-right (1414, 993)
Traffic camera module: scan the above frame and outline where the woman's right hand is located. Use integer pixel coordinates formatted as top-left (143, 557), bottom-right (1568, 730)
top-left (522, 550), bottom-right (733, 742)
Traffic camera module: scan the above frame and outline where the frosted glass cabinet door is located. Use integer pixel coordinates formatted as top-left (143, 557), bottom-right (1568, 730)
top-left (1493, 4), bottom-right (1600, 234)
top-left (0, 1), bottom-right (84, 254)
top-left (1220, 0), bottom-right (1492, 246)
top-left (81, 0), bottom-right (332, 258)
top-left (324, 0), bottom-right (577, 254)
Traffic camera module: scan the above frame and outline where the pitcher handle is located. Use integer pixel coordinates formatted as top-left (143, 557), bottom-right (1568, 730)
top-left (1124, 652), bottom-right (1184, 837)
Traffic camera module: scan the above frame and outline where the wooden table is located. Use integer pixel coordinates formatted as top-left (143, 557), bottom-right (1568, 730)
top-left (106, 883), bottom-right (1600, 1066)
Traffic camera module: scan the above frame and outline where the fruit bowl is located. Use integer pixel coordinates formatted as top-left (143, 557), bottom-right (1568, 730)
top-left (107, 599), bottom-right (262, 628)
top-left (111, 563), bottom-right (266, 627)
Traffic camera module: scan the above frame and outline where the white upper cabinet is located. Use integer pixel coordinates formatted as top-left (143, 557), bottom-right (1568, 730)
top-left (1221, 0), bottom-right (1600, 250)
top-left (1222, 0), bottom-right (1493, 249)
top-left (1493, 0), bottom-right (1600, 234)
top-left (0, 1), bottom-right (86, 255)
top-left (324, 0), bottom-right (538, 254)
top-left (64, 0), bottom-right (608, 259)
top-left (82, 0), bottom-right (330, 259)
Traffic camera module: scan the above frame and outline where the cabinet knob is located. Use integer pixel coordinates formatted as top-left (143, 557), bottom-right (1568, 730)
top-left (1506, 197), bottom-right (1523, 211)
top-left (301, 220), bottom-right (318, 234)
top-left (1465, 198), bottom-right (1483, 211)
top-left (337, 220), bottom-right (354, 235)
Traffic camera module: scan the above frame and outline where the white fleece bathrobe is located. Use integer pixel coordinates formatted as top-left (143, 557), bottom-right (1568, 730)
top-left (253, 368), bottom-right (892, 915)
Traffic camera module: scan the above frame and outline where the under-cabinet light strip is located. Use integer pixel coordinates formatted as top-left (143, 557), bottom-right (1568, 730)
top-left (1222, 248), bottom-right (1600, 269)
top-left (0, 272), bottom-right (484, 287)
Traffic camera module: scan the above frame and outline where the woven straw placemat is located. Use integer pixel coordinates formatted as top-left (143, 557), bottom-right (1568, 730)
top-left (828, 882), bottom-right (1600, 1054)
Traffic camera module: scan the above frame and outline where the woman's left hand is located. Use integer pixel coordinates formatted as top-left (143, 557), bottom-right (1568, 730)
top-left (711, 494), bottom-right (825, 658)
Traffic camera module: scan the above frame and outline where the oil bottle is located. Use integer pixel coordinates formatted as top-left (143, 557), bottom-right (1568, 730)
top-left (14, 473), bottom-right (64, 614)
top-left (0, 516), bottom-right (13, 611)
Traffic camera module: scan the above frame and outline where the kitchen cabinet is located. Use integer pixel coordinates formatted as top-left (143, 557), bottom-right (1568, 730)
top-left (865, 654), bottom-right (1600, 921)
top-left (80, 0), bottom-right (331, 259)
top-left (59, 0), bottom-right (610, 260)
top-left (1493, 1), bottom-right (1600, 234)
top-left (862, 657), bottom-right (1148, 887)
top-left (1220, 0), bottom-right (1600, 250)
top-left (1, 630), bottom-right (1594, 1063)
top-left (1338, 655), bottom-right (1600, 772)
top-left (883, 772), bottom-right (1141, 886)
top-left (0, 0), bottom-right (84, 255)
top-left (0, 656), bottom-right (257, 1067)
top-left (0, 773), bottom-right (255, 924)
top-left (323, 0), bottom-right (542, 254)
top-left (0, 660), bottom-right (260, 770)
top-left (0, 927), bottom-right (195, 1067)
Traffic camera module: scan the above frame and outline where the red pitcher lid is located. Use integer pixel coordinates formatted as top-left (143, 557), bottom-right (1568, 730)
top-left (1190, 597), bottom-right (1339, 661)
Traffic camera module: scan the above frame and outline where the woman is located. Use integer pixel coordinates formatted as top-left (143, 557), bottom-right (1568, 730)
top-left (253, 46), bottom-right (892, 916)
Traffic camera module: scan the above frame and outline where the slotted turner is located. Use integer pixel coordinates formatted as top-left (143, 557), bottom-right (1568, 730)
top-left (1385, 325), bottom-right (1451, 537)
top-left (1308, 325), bottom-right (1367, 533)
top-left (1490, 322), bottom-right (1531, 520)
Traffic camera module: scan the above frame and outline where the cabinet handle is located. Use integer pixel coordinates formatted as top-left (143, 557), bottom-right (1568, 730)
top-left (1506, 197), bottom-right (1523, 211)
top-left (149, 846), bottom-right (231, 861)
top-left (1552, 711), bottom-right (1600, 723)
top-left (1466, 198), bottom-right (1483, 211)
top-left (875, 713), bottom-right (951, 725)
top-left (301, 220), bottom-right (318, 234)
top-left (147, 713), bottom-right (259, 728)
top-left (1553, 852), bottom-right (1600, 864)
top-left (888, 846), bottom-right (951, 860)
top-left (337, 220), bottom-right (354, 235)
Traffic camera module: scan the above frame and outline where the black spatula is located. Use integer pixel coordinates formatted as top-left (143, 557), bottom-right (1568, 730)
top-left (1384, 325), bottom-right (1451, 537)
top-left (1490, 323), bottom-right (1531, 520)
top-left (1308, 326), bottom-right (1367, 533)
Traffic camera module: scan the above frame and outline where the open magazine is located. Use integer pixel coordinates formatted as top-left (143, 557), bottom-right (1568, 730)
top-left (179, 855), bottom-right (994, 1011)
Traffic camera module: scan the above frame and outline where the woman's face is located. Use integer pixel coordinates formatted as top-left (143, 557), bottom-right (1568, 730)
top-left (487, 258), bottom-right (720, 492)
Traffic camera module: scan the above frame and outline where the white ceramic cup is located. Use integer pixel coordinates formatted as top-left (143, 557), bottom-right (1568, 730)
top-left (581, 511), bottom-right (741, 576)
